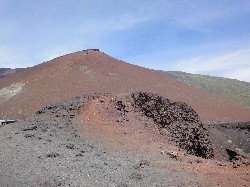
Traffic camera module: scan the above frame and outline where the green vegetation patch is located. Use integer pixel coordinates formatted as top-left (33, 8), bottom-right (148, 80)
top-left (158, 71), bottom-right (250, 106)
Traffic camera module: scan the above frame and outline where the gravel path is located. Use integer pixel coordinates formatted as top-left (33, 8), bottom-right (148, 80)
top-left (0, 114), bottom-right (202, 187)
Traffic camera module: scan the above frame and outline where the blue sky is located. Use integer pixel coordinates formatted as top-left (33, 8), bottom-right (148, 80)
top-left (0, 0), bottom-right (250, 82)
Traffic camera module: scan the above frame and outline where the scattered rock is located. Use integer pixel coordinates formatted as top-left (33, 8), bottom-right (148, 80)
top-left (226, 148), bottom-right (250, 167)
top-left (235, 147), bottom-right (243, 153)
top-left (46, 152), bottom-right (59, 158)
top-left (23, 126), bottom-right (37, 131)
top-left (66, 143), bottom-right (75, 149)
top-left (133, 160), bottom-right (150, 169)
top-left (129, 172), bottom-right (143, 181)
top-left (116, 118), bottom-right (124, 123)
top-left (75, 153), bottom-right (84, 157)
top-left (215, 161), bottom-right (227, 167)
top-left (165, 151), bottom-right (179, 160)
top-left (24, 134), bottom-right (35, 138)
top-left (38, 180), bottom-right (62, 187)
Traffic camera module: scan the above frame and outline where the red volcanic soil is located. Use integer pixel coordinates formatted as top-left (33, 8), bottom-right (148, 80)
top-left (76, 92), bottom-right (214, 158)
top-left (1, 49), bottom-right (250, 123)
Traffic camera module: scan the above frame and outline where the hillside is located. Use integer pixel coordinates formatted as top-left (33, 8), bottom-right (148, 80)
top-left (157, 71), bottom-right (250, 106)
top-left (1, 49), bottom-right (250, 123)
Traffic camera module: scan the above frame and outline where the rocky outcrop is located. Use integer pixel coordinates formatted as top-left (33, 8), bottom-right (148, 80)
top-left (35, 92), bottom-right (214, 159)
top-left (226, 148), bottom-right (250, 167)
top-left (131, 92), bottom-right (214, 159)
top-left (87, 49), bottom-right (100, 52)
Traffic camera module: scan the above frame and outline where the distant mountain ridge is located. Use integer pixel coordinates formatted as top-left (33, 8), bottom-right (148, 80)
top-left (0, 68), bottom-right (24, 78)
top-left (157, 71), bottom-right (250, 106)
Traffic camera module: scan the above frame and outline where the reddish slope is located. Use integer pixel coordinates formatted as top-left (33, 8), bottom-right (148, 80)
top-left (0, 49), bottom-right (250, 122)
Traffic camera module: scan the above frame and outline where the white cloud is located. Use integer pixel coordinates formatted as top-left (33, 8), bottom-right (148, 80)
top-left (159, 1), bottom-right (250, 33)
top-left (171, 49), bottom-right (250, 82)
top-left (225, 67), bottom-right (250, 82)
top-left (79, 11), bottom-right (153, 34)
top-left (0, 46), bottom-right (29, 68)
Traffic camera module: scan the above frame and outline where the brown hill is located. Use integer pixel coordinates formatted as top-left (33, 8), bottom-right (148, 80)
top-left (1, 49), bottom-right (250, 123)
